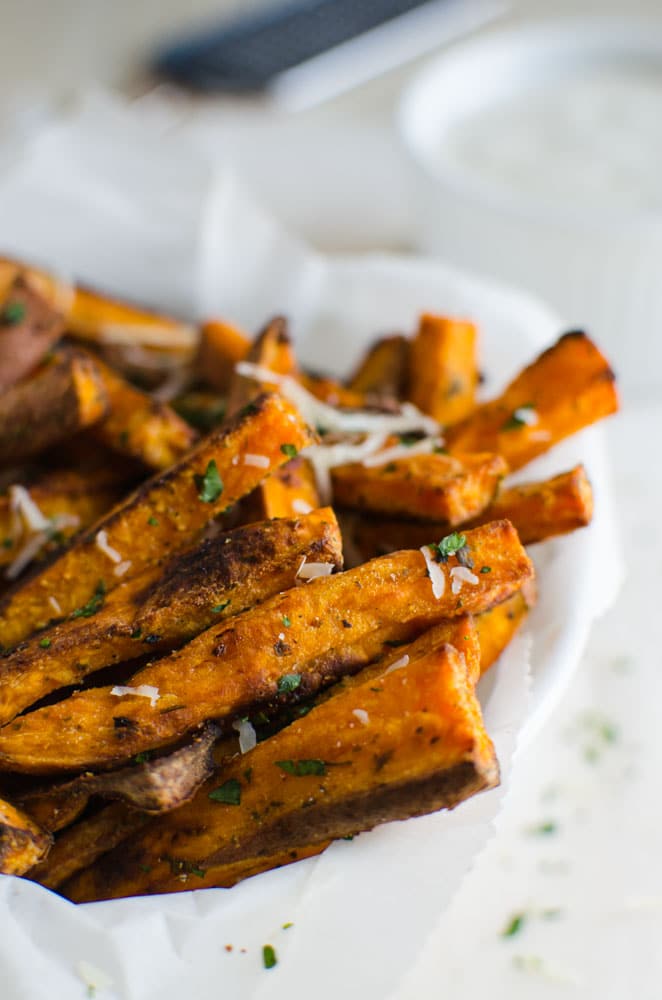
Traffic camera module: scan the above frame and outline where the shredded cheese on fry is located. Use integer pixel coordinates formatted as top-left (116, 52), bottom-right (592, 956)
top-left (232, 718), bottom-right (257, 754)
top-left (292, 498), bottom-right (313, 515)
top-left (450, 565), bottom-right (480, 595)
top-left (48, 595), bottom-right (63, 616)
top-left (114, 560), bottom-right (133, 577)
top-left (243, 453), bottom-right (270, 469)
top-left (110, 685), bottom-right (160, 706)
top-left (95, 529), bottom-right (122, 564)
top-left (384, 654), bottom-right (410, 676)
top-left (420, 546), bottom-right (446, 599)
top-left (352, 708), bottom-right (370, 725)
top-left (295, 558), bottom-right (334, 582)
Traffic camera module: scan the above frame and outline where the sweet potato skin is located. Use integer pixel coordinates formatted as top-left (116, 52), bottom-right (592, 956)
top-left (0, 796), bottom-right (52, 875)
top-left (0, 276), bottom-right (65, 392)
top-left (0, 349), bottom-right (108, 464)
top-left (0, 392), bottom-right (316, 646)
top-left (445, 331), bottom-right (619, 471)
top-left (0, 509), bottom-right (342, 725)
top-left (62, 639), bottom-right (498, 901)
top-left (88, 353), bottom-right (197, 470)
top-left (331, 450), bottom-right (507, 524)
top-left (0, 520), bottom-right (532, 774)
top-left (408, 314), bottom-right (478, 424)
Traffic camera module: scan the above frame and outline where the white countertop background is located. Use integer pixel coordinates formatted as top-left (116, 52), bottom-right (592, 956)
top-left (1, 2), bottom-right (660, 997)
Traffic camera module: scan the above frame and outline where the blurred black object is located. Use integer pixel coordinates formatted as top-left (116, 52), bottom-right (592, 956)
top-left (154, 0), bottom-right (452, 92)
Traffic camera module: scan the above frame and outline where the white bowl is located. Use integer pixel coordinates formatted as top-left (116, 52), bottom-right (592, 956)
top-left (399, 15), bottom-right (662, 400)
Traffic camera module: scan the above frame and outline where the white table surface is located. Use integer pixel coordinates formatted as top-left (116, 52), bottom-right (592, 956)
top-left (1, 2), bottom-right (660, 997)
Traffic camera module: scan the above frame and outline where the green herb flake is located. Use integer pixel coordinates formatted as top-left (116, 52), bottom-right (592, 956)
top-left (38, 638), bottom-right (51, 649)
top-left (530, 820), bottom-right (558, 836)
top-left (131, 627), bottom-right (142, 639)
top-left (209, 778), bottom-right (242, 805)
top-left (280, 443), bottom-right (298, 458)
top-left (282, 922), bottom-right (293, 930)
top-left (282, 615), bottom-right (291, 628)
top-left (277, 673), bottom-right (302, 694)
top-left (138, 864), bottom-right (152, 873)
top-left (397, 433), bottom-right (419, 447)
top-left (71, 580), bottom-right (106, 619)
top-left (480, 565), bottom-right (492, 574)
top-left (1, 301), bottom-right (26, 325)
top-left (2, 537), bottom-right (13, 549)
top-left (194, 459), bottom-right (224, 504)
top-left (502, 913), bottom-right (526, 938)
top-left (433, 532), bottom-right (467, 562)
top-left (134, 751), bottom-right (151, 764)
top-left (212, 600), bottom-right (231, 614)
top-left (191, 866), bottom-right (206, 878)
top-left (262, 944), bottom-right (277, 970)
top-left (276, 759), bottom-right (326, 777)
top-left (147, 515), bottom-right (159, 526)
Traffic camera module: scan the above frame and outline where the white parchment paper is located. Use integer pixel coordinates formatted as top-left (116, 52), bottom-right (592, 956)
top-left (0, 96), bottom-right (619, 1000)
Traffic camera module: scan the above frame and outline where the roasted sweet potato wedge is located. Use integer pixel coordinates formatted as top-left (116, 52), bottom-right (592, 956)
top-left (0, 509), bottom-right (341, 725)
top-left (196, 318), bottom-right (251, 392)
top-left (0, 796), bottom-right (52, 875)
top-left (300, 374), bottom-right (369, 410)
top-left (241, 456), bottom-right (321, 521)
top-left (227, 317), bottom-right (298, 417)
top-left (475, 588), bottom-right (534, 675)
top-left (348, 334), bottom-right (409, 397)
top-left (0, 275), bottom-right (65, 392)
top-left (331, 450), bottom-right (507, 523)
top-left (61, 636), bottom-right (498, 900)
top-left (87, 353), bottom-right (197, 470)
top-left (408, 314), bottom-right (478, 424)
top-left (0, 348), bottom-right (108, 465)
top-left (445, 331), bottom-right (619, 471)
top-left (0, 521), bottom-right (532, 774)
top-left (462, 465), bottom-right (594, 544)
top-left (0, 392), bottom-right (316, 647)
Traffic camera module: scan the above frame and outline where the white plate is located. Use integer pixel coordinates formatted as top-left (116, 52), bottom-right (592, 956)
top-left (0, 98), bottom-right (619, 1000)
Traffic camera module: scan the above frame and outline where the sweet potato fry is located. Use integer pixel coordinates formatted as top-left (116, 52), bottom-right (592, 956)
top-left (227, 317), bottom-right (298, 417)
top-left (30, 802), bottom-right (149, 890)
top-left (0, 348), bottom-right (108, 465)
top-left (196, 319), bottom-right (251, 392)
top-left (445, 331), bottom-right (619, 471)
top-left (408, 314), bottom-right (478, 424)
top-left (86, 353), bottom-right (197, 470)
top-left (0, 509), bottom-right (341, 725)
top-left (61, 636), bottom-right (498, 900)
top-left (338, 464), bottom-right (594, 564)
top-left (331, 450), bottom-right (507, 523)
top-left (348, 334), bottom-right (409, 397)
top-left (241, 456), bottom-right (321, 521)
top-left (0, 521), bottom-right (533, 773)
top-left (0, 275), bottom-right (65, 392)
top-left (475, 588), bottom-right (534, 675)
top-left (462, 465), bottom-right (594, 544)
top-left (19, 725), bottom-right (218, 836)
top-left (0, 392), bottom-right (316, 646)
top-left (0, 796), bottom-right (51, 875)
top-left (300, 374), bottom-right (369, 410)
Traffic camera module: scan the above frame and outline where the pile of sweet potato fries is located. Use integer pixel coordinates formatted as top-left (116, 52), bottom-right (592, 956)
top-left (0, 257), bottom-right (618, 901)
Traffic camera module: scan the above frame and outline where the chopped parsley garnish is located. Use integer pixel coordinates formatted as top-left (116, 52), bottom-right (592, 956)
top-left (2, 537), bottom-right (13, 549)
top-left (530, 820), bottom-right (557, 836)
top-left (138, 864), bottom-right (152, 873)
top-left (282, 922), bottom-right (293, 930)
top-left (277, 673), bottom-right (302, 694)
top-left (211, 600), bottom-right (231, 614)
top-left (280, 443), bottom-right (298, 458)
top-left (502, 913), bottom-right (526, 938)
top-left (282, 615), bottom-right (291, 628)
top-left (131, 627), bottom-right (142, 639)
top-left (71, 580), bottom-right (106, 619)
top-left (397, 433), bottom-right (419, 446)
top-left (190, 866), bottom-right (206, 878)
top-left (147, 515), bottom-right (159, 526)
top-left (432, 532), bottom-right (467, 562)
top-left (502, 403), bottom-right (536, 431)
top-left (263, 944), bottom-right (277, 970)
top-left (209, 778), bottom-right (242, 805)
top-left (276, 759), bottom-right (326, 777)
top-left (0, 301), bottom-right (26, 325)
top-left (480, 565), bottom-right (492, 573)
top-left (194, 459), bottom-right (224, 503)
top-left (134, 751), bottom-right (151, 764)
top-left (38, 638), bottom-right (51, 649)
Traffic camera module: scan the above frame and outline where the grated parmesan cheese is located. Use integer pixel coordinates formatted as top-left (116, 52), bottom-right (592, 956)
top-left (113, 560), bottom-right (132, 577)
top-left (450, 565), bottom-right (479, 595)
top-left (243, 453), bottom-right (270, 469)
top-left (95, 529), bottom-right (122, 564)
top-left (384, 654), bottom-right (410, 676)
top-left (8, 484), bottom-right (50, 533)
top-left (352, 708), bottom-right (370, 725)
top-left (420, 546), bottom-right (446, 599)
top-left (295, 558), bottom-right (334, 583)
top-left (98, 322), bottom-right (198, 351)
top-left (232, 717), bottom-right (257, 754)
top-left (48, 595), bottom-right (63, 616)
top-left (110, 685), bottom-right (160, 707)
top-left (292, 498), bottom-right (313, 515)
top-left (513, 406), bottom-right (539, 426)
